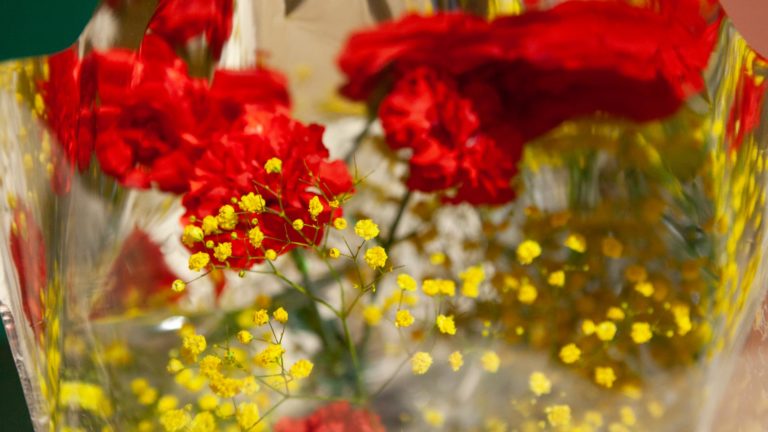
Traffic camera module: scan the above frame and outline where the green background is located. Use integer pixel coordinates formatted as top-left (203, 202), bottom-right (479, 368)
top-left (1, 1), bottom-right (97, 429)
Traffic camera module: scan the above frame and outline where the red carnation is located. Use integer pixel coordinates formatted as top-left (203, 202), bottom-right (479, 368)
top-left (727, 63), bottom-right (768, 152)
top-left (274, 402), bottom-right (385, 432)
top-left (182, 112), bottom-right (354, 270)
top-left (338, 1), bottom-right (720, 205)
top-left (148, 0), bottom-right (234, 60)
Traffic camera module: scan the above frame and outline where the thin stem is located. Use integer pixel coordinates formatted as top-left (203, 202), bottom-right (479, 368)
top-left (343, 117), bottom-right (374, 163)
top-left (381, 189), bottom-right (413, 251)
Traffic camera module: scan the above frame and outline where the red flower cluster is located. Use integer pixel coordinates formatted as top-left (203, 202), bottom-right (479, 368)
top-left (727, 62), bottom-right (768, 152)
top-left (148, 0), bottom-right (234, 59)
top-left (181, 113), bottom-right (354, 270)
top-left (274, 402), bottom-right (385, 432)
top-left (338, 1), bottom-right (721, 204)
top-left (9, 205), bottom-right (47, 340)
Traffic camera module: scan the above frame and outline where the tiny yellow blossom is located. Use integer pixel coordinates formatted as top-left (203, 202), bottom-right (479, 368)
top-left (411, 351), bottom-right (433, 375)
top-left (429, 252), bottom-right (446, 265)
top-left (189, 412), bottom-right (216, 432)
top-left (672, 304), bottom-right (692, 335)
top-left (559, 343), bottom-right (581, 364)
top-left (625, 265), bottom-right (648, 283)
top-left (423, 409), bottom-right (444, 427)
top-left (292, 219), bottom-right (305, 231)
top-left (248, 226), bottom-right (264, 248)
top-left (422, 279), bottom-right (456, 297)
top-left (620, 406), bottom-right (636, 426)
top-left (529, 371), bottom-right (552, 396)
top-left (602, 237), bottom-right (623, 258)
top-left (516, 240), bottom-right (542, 265)
top-left (265, 249), bottom-right (277, 261)
top-left (289, 359), bottom-right (314, 379)
top-left (329, 199), bottom-right (340, 208)
top-left (217, 205), bottom-right (238, 230)
top-left (459, 265), bottom-right (485, 298)
top-left (363, 305), bottom-right (383, 326)
top-left (213, 242), bottom-right (232, 262)
top-left (448, 351), bottom-right (463, 371)
top-left (157, 395), bottom-right (179, 412)
top-left (138, 387), bottom-right (158, 405)
top-left (395, 309), bottom-right (415, 328)
top-left (582, 319), bottom-right (596, 335)
top-left (182, 225), bottom-right (204, 247)
top-left (547, 270), bottom-right (565, 287)
top-left (333, 217), bottom-right (347, 230)
top-left (188, 252), bottom-right (210, 271)
top-left (631, 322), bottom-right (653, 344)
top-left (517, 282), bottom-right (538, 304)
top-left (328, 247), bottom-right (340, 258)
top-left (209, 374), bottom-right (243, 398)
top-left (202, 216), bottom-right (218, 235)
top-left (160, 408), bottom-right (191, 432)
top-left (236, 330), bottom-right (253, 345)
top-left (546, 405), bottom-right (571, 427)
top-left (183, 334), bottom-right (207, 357)
top-left (216, 401), bottom-right (235, 418)
top-left (308, 196), bottom-right (323, 220)
top-left (364, 246), bottom-right (388, 269)
top-left (397, 274), bottom-right (417, 291)
top-left (253, 344), bottom-right (285, 368)
top-left (354, 219), bottom-right (380, 240)
top-left (606, 307), bottom-right (626, 321)
top-left (236, 402), bottom-right (260, 429)
top-left (253, 309), bottom-right (269, 326)
top-left (264, 157), bottom-right (282, 174)
top-left (564, 233), bottom-right (587, 253)
top-left (171, 279), bottom-right (186, 293)
top-left (634, 281), bottom-right (654, 297)
top-left (239, 192), bottom-right (266, 213)
top-left (436, 314), bottom-right (457, 335)
top-left (198, 394), bottom-right (219, 411)
top-left (595, 366), bottom-right (617, 388)
top-left (273, 307), bottom-right (288, 323)
top-left (481, 351), bottom-right (500, 373)
top-left (596, 321), bottom-right (618, 341)
top-left (131, 378), bottom-right (150, 394)
top-left (199, 355), bottom-right (221, 378)
top-left (167, 358), bottom-right (184, 374)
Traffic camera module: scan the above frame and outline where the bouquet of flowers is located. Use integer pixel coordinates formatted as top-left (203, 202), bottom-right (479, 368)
top-left (1, 0), bottom-right (768, 430)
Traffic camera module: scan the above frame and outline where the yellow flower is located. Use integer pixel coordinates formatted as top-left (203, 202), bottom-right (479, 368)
top-left (157, 395), bottom-right (179, 412)
top-left (198, 394), bottom-right (219, 411)
top-left (625, 265), bottom-right (647, 283)
top-left (248, 226), bottom-right (264, 248)
top-left (546, 405), bottom-right (571, 427)
top-left (395, 310), bottom-right (415, 328)
top-left (213, 242), bottom-right (232, 262)
top-left (239, 192), bottom-right (266, 213)
top-left (189, 412), bottom-right (217, 432)
top-left (436, 314), bottom-right (457, 335)
top-left (236, 330), bottom-right (253, 345)
top-left (596, 321), bottom-right (617, 341)
top-left (236, 402), bottom-right (261, 430)
top-left (516, 240), bottom-right (542, 265)
top-left (265, 249), bottom-right (277, 261)
top-left (308, 196), bottom-right (323, 220)
top-left (602, 237), bottom-right (623, 258)
top-left (547, 270), bottom-right (565, 287)
top-left (131, 378), bottom-right (149, 394)
top-left (582, 319), bottom-right (596, 335)
top-left (171, 279), bottom-right (186, 293)
top-left (423, 409), bottom-right (444, 427)
top-left (328, 247), bottom-right (341, 258)
top-left (564, 233), bottom-right (587, 253)
top-left (199, 355), bottom-right (221, 378)
top-left (289, 359), bottom-right (314, 379)
top-left (160, 408), bottom-right (191, 432)
top-left (273, 307), bottom-right (288, 323)
top-left (217, 205), bottom-right (238, 230)
top-left (363, 305), bottom-right (383, 326)
top-left (253, 344), bottom-right (285, 368)
top-left (364, 246), bottom-right (388, 269)
top-left (517, 282), bottom-right (537, 304)
top-left (459, 265), bottom-right (485, 298)
top-left (188, 252), bottom-right (210, 272)
top-left (634, 281), bottom-right (654, 297)
top-left (397, 274), bottom-right (417, 291)
top-left (264, 157), bottom-right (282, 174)
top-left (448, 351), bottom-right (463, 371)
top-left (210, 373), bottom-right (243, 398)
top-left (216, 401), bottom-right (235, 418)
top-left (559, 344), bottom-right (581, 364)
top-left (202, 216), bottom-right (218, 235)
top-left (253, 309), bottom-right (269, 326)
top-left (422, 279), bottom-right (455, 297)
top-left (481, 351), bottom-right (500, 373)
top-left (672, 304), bottom-right (692, 335)
top-left (292, 219), bottom-right (305, 231)
top-left (182, 225), bottom-right (204, 247)
top-left (594, 366), bottom-right (617, 388)
top-left (606, 307), bottom-right (625, 321)
top-left (183, 334), bottom-right (207, 357)
top-left (620, 406), bottom-right (636, 426)
top-left (529, 371), bottom-right (552, 396)
top-left (411, 351), bottom-right (433, 375)
top-left (630, 322), bottom-right (653, 344)
top-left (429, 252), bottom-right (446, 265)
top-left (354, 219), bottom-right (379, 240)
top-left (167, 358), bottom-right (184, 374)
top-left (333, 217), bottom-right (347, 230)
top-left (60, 381), bottom-right (113, 416)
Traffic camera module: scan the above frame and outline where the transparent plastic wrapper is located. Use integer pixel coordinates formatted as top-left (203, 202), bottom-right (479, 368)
top-left (0, 1), bottom-right (767, 431)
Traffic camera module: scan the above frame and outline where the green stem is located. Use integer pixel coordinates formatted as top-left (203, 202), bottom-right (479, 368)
top-left (343, 117), bottom-right (374, 164)
top-left (381, 189), bottom-right (413, 251)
